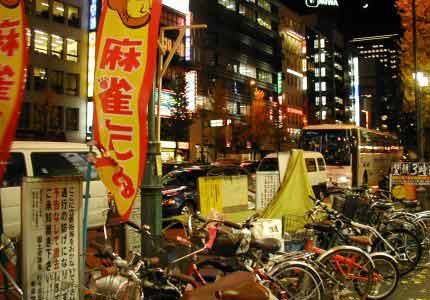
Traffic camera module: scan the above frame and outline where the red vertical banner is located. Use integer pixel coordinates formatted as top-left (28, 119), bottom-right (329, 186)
top-left (94, 0), bottom-right (161, 219)
top-left (0, 0), bottom-right (28, 183)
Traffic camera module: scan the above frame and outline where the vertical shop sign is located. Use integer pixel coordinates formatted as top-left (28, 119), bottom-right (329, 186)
top-left (93, 0), bottom-right (162, 219)
top-left (22, 176), bottom-right (82, 300)
top-left (0, 0), bottom-right (27, 184)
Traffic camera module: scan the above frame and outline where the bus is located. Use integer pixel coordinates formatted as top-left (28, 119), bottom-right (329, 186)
top-left (301, 124), bottom-right (402, 188)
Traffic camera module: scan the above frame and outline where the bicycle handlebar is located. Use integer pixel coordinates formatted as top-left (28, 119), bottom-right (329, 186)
top-left (192, 214), bottom-right (243, 230)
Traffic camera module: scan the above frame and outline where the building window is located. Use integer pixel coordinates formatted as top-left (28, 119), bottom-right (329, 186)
top-left (322, 110), bottom-right (327, 120)
top-left (239, 4), bottom-right (256, 21)
top-left (315, 96), bottom-right (320, 106)
top-left (315, 68), bottom-right (320, 77)
top-left (53, 1), bottom-right (65, 23)
top-left (257, 14), bottom-right (271, 30)
top-left (35, 0), bottom-right (49, 18)
top-left (322, 96), bottom-right (327, 106)
top-left (18, 102), bottom-right (31, 129)
top-left (51, 34), bottom-right (64, 59)
top-left (257, 0), bottom-right (271, 12)
top-left (67, 6), bottom-right (80, 28)
top-left (320, 38), bottom-right (325, 49)
top-left (240, 103), bottom-right (250, 116)
top-left (315, 82), bottom-right (320, 91)
top-left (51, 70), bottom-right (64, 94)
top-left (66, 39), bottom-right (78, 62)
top-left (64, 73), bottom-right (79, 96)
top-left (321, 81), bottom-right (326, 91)
top-left (321, 67), bottom-right (326, 77)
top-left (314, 39), bottom-right (318, 49)
top-left (218, 0), bottom-right (236, 11)
top-left (257, 69), bottom-right (273, 84)
top-left (33, 67), bottom-right (47, 90)
top-left (49, 106), bottom-right (64, 130)
top-left (239, 63), bottom-right (256, 78)
top-left (314, 54), bottom-right (319, 63)
top-left (66, 108), bottom-right (79, 131)
top-left (227, 101), bottom-right (236, 114)
top-left (26, 28), bottom-right (31, 48)
top-left (34, 30), bottom-right (48, 54)
top-left (321, 53), bottom-right (326, 63)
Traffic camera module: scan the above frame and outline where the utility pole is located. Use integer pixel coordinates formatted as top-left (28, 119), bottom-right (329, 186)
top-left (412, 0), bottom-right (424, 161)
top-left (141, 23), bottom-right (207, 257)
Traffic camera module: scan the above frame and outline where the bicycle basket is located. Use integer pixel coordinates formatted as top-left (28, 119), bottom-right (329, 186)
top-left (210, 226), bottom-right (251, 257)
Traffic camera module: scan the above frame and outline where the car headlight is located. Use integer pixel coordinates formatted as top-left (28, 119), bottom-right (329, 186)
top-left (337, 176), bottom-right (349, 184)
top-left (162, 198), bottom-right (177, 206)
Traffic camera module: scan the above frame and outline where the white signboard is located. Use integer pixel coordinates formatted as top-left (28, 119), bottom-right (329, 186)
top-left (305, 0), bottom-right (339, 8)
top-left (22, 176), bottom-right (82, 300)
top-left (256, 171), bottom-right (280, 210)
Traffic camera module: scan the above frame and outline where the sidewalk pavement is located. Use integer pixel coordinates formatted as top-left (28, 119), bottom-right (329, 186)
top-left (388, 261), bottom-right (430, 300)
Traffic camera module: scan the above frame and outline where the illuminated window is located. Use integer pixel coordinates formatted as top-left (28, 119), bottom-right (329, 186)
top-left (315, 82), bottom-right (320, 91)
top-left (314, 54), bottom-right (319, 63)
top-left (315, 68), bottom-right (320, 77)
top-left (320, 53), bottom-right (326, 62)
top-left (257, 69), bottom-right (273, 83)
top-left (314, 39), bottom-right (318, 49)
top-left (53, 1), bottom-right (65, 23)
top-left (257, 14), bottom-right (271, 30)
top-left (322, 110), bottom-right (327, 120)
top-left (51, 34), bottom-right (64, 59)
top-left (66, 39), bottom-right (78, 62)
top-left (218, 0), bottom-right (236, 11)
top-left (51, 70), bottom-right (64, 93)
top-left (320, 38), bottom-right (325, 48)
top-left (239, 63), bottom-right (256, 78)
top-left (240, 103), bottom-right (250, 115)
top-left (34, 30), bottom-right (48, 54)
top-left (65, 73), bottom-right (79, 96)
top-left (239, 4), bottom-right (256, 21)
top-left (322, 96), bottom-right (327, 105)
top-left (257, 0), bottom-right (271, 12)
top-left (321, 82), bottom-right (326, 91)
top-left (315, 96), bottom-right (320, 106)
top-left (321, 67), bottom-right (326, 77)
top-left (33, 67), bottom-right (47, 90)
top-left (67, 5), bottom-right (80, 28)
top-left (26, 28), bottom-right (31, 48)
top-left (35, 0), bottom-right (49, 18)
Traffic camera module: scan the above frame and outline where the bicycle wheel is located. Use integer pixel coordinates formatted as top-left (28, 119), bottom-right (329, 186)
top-left (372, 228), bottom-right (422, 276)
top-left (269, 261), bottom-right (324, 300)
top-left (366, 253), bottom-right (399, 300)
top-left (316, 246), bottom-right (374, 300)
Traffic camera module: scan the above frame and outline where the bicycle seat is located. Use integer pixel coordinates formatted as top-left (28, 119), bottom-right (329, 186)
top-left (250, 238), bottom-right (281, 253)
top-left (372, 202), bottom-right (395, 210)
top-left (304, 223), bottom-right (332, 232)
top-left (349, 235), bottom-right (372, 246)
top-left (182, 272), bottom-right (269, 300)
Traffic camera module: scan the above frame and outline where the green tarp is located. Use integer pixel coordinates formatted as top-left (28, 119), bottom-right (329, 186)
top-left (261, 150), bottom-right (315, 231)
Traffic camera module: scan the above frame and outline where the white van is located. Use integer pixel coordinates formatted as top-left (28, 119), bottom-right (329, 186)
top-left (257, 151), bottom-right (328, 198)
top-left (0, 141), bottom-right (108, 238)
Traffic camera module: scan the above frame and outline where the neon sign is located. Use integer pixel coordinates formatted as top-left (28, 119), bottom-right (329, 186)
top-left (89, 0), bottom-right (97, 31)
top-left (305, 0), bottom-right (339, 8)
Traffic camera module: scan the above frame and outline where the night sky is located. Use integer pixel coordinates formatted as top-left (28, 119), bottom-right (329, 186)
top-left (282, 0), bottom-right (401, 40)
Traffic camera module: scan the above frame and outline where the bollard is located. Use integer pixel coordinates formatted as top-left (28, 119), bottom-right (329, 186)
top-left (416, 186), bottom-right (429, 211)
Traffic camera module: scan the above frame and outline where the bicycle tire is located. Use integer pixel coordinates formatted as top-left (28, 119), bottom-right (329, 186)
top-left (316, 246), bottom-right (374, 300)
top-left (269, 260), bottom-right (324, 300)
top-left (372, 228), bottom-right (422, 276)
top-left (366, 252), bottom-right (400, 300)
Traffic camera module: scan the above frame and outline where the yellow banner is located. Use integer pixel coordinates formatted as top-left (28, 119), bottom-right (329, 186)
top-left (0, 0), bottom-right (27, 183)
top-left (94, 0), bottom-right (161, 219)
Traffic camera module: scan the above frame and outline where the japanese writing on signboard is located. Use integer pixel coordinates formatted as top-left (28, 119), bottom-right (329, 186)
top-left (391, 162), bottom-right (430, 185)
top-left (256, 172), bottom-right (280, 210)
top-left (22, 177), bottom-right (82, 300)
top-left (94, 0), bottom-right (162, 219)
top-left (0, 0), bottom-right (27, 184)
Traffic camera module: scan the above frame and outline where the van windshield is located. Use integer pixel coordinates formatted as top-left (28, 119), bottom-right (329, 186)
top-left (31, 152), bottom-right (99, 180)
top-left (258, 158), bottom-right (278, 172)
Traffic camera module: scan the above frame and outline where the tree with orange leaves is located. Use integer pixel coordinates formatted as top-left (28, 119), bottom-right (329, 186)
top-left (245, 89), bottom-right (274, 159)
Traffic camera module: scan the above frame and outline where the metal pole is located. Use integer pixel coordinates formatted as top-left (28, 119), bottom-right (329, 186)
top-left (413, 0), bottom-right (423, 161)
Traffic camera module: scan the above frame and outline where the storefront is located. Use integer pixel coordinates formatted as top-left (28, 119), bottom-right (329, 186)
top-left (160, 141), bottom-right (190, 162)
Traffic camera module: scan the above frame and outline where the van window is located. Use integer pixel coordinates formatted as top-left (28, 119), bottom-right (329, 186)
top-left (1, 153), bottom-right (26, 187)
top-left (317, 158), bottom-right (326, 171)
top-left (305, 158), bottom-right (317, 172)
top-left (258, 158), bottom-right (278, 172)
top-left (31, 152), bottom-right (99, 180)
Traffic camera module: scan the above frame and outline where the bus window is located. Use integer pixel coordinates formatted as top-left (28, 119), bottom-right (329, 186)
top-left (258, 158), bottom-right (279, 172)
top-left (1, 153), bottom-right (26, 187)
top-left (317, 158), bottom-right (326, 171)
top-left (305, 158), bottom-right (317, 172)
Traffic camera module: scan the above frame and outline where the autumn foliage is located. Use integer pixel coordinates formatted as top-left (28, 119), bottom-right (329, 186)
top-left (395, 0), bottom-right (430, 113)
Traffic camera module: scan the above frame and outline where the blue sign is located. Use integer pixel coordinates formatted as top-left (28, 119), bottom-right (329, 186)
top-left (89, 0), bottom-right (98, 31)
